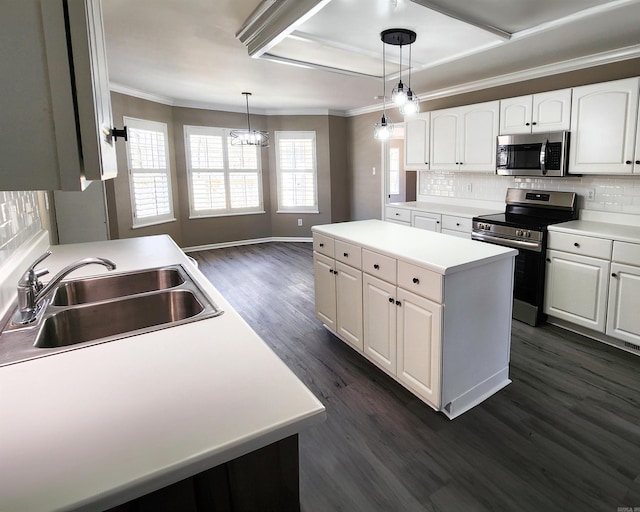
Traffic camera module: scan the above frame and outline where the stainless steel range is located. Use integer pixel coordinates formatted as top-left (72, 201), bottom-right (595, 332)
top-left (472, 188), bottom-right (578, 326)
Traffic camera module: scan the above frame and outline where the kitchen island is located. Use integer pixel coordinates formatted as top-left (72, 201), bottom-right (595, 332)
top-left (0, 233), bottom-right (325, 511)
top-left (312, 220), bottom-right (517, 419)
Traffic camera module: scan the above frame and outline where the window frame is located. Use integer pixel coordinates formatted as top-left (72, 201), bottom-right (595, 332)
top-left (275, 131), bottom-right (319, 213)
top-left (124, 116), bottom-right (176, 229)
top-left (184, 125), bottom-right (265, 219)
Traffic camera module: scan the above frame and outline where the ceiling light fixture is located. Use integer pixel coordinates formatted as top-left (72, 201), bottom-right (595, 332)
top-left (382, 28), bottom-right (416, 109)
top-left (400, 42), bottom-right (420, 116)
top-left (230, 92), bottom-right (269, 147)
top-left (373, 35), bottom-right (393, 141)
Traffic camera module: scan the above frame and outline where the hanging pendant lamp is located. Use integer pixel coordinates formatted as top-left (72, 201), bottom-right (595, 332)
top-left (381, 29), bottom-right (416, 109)
top-left (400, 41), bottom-right (420, 116)
top-left (230, 92), bottom-right (269, 147)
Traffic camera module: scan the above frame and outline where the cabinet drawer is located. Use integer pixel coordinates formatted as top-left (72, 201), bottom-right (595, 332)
top-left (612, 241), bottom-right (640, 266)
top-left (547, 231), bottom-right (612, 259)
top-left (313, 233), bottom-right (334, 258)
top-left (397, 261), bottom-right (442, 303)
top-left (335, 240), bottom-right (362, 269)
top-left (442, 215), bottom-right (471, 232)
top-left (362, 249), bottom-right (397, 284)
top-left (441, 229), bottom-right (471, 239)
top-left (385, 206), bottom-right (411, 223)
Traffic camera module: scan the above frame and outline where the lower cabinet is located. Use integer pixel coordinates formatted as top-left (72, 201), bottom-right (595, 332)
top-left (606, 242), bottom-right (640, 345)
top-left (312, 225), bottom-right (515, 418)
top-left (411, 210), bottom-right (441, 232)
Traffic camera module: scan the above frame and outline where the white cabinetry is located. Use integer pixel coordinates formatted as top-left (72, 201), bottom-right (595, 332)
top-left (1, 0), bottom-right (119, 190)
top-left (606, 242), bottom-right (640, 345)
top-left (500, 89), bottom-right (572, 135)
top-left (545, 232), bottom-right (612, 332)
top-left (430, 101), bottom-right (499, 173)
top-left (385, 206), bottom-right (411, 225)
top-left (441, 215), bottom-right (472, 239)
top-left (569, 77), bottom-right (640, 175)
top-left (411, 210), bottom-right (441, 232)
top-left (313, 234), bottom-right (363, 351)
top-left (404, 113), bottom-right (430, 170)
top-left (312, 220), bottom-right (516, 418)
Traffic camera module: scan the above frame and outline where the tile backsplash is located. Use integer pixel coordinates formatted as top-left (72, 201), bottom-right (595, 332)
top-left (0, 191), bottom-right (43, 267)
top-left (419, 172), bottom-right (640, 214)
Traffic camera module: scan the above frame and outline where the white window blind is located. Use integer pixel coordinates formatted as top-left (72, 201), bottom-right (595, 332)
top-left (124, 117), bottom-right (174, 228)
top-left (184, 126), bottom-right (263, 217)
top-left (275, 131), bottom-right (318, 212)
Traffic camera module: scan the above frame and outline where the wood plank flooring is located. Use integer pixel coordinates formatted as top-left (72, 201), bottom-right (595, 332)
top-left (192, 242), bottom-right (640, 512)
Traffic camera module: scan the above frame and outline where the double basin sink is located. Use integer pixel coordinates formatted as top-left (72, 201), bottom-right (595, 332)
top-left (0, 264), bottom-right (223, 366)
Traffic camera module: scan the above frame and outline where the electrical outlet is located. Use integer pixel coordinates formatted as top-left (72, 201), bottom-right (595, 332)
top-left (297, 218), bottom-right (303, 227)
top-left (586, 189), bottom-right (595, 201)
top-left (466, 183), bottom-right (473, 193)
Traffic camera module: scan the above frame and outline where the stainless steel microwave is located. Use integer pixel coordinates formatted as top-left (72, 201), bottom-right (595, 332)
top-left (496, 131), bottom-right (569, 177)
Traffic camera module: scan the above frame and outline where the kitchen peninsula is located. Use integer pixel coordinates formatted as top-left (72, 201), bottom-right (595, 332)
top-left (0, 233), bottom-right (325, 512)
top-left (312, 220), bottom-right (517, 418)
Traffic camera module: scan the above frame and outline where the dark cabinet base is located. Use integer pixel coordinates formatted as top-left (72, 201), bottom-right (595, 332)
top-left (107, 434), bottom-right (299, 512)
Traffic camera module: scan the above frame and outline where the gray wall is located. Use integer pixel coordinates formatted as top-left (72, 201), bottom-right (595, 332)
top-left (109, 93), bottom-right (348, 247)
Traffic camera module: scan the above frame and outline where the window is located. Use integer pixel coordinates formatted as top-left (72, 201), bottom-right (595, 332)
top-left (389, 147), bottom-right (400, 195)
top-left (184, 126), bottom-right (263, 217)
top-left (124, 117), bottom-right (175, 228)
top-left (275, 131), bottom-right (318, 212)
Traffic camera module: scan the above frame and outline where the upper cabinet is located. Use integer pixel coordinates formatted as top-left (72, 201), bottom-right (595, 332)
top-left (430, 101), bottom-right (499, 173)
top-left (404, 113), bottom-right (430, 170)
top-left (0, 0), bottom-right (120, 191)
top-left (500, 89), bottom-right (572, 135)
top-left (569, 77), bottom-right (640, 175)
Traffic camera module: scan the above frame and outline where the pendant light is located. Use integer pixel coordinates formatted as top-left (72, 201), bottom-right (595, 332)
top-left (382, 29), bottom-right (416, 109)
top-left (373, 36), bottom-right (393, 140)
top-left (230, 92), bottom-right (269, 147)
top-left (400, 42), bottom-right (420, 116)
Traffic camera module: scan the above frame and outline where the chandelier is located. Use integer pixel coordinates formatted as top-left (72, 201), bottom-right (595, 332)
top-left (230, 92), bottom-right (269, 147)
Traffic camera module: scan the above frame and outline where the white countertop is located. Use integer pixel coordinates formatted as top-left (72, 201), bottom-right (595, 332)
top-left (549, 220), bottom-right (640, 244)
top-left (0, 235), bottom-right (325, 512)
top-left (312, 219), bottom-right (517, 274)
top-left (387, 201), bottom-right (503, 218)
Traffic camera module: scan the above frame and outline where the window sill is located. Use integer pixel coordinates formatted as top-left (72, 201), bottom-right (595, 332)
top-left (132, 218), bottom-right (177, 229)
top-left (189, 210), bottom-right (266, 220)
top-left (276, 210), bottom-right (319, 214)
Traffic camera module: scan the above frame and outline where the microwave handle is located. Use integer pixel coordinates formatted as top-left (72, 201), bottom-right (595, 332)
top-left (539, 140), bottom-right (547, 175)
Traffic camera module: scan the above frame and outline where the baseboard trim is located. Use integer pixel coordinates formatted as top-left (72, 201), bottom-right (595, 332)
top-left (183, 237), bottom-right (312, 253)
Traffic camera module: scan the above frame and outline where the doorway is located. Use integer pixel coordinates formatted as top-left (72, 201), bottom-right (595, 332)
top-left (383, 126), bottom-right (416, 208)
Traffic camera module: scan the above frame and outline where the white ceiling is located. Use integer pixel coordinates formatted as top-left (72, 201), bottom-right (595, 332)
top-left (102, 0), bottom-right (640, 115)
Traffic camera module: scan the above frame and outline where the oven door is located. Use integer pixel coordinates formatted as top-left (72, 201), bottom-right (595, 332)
top-left (471, 231), bottom-right (546, 326)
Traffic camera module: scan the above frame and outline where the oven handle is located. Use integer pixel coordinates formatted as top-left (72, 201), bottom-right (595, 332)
top-left (540, 139), bottom-right (547, 175)
top-left (472, 232), bottom-right (542, 252)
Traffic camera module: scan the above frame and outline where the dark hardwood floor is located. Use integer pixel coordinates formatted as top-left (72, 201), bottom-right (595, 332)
top-left (192, 242), bottom-right (640, 512)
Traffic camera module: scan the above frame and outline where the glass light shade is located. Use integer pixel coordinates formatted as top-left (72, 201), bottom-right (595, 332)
top-left (374, 115), bottom-right (393, 140)
top-left (400, 90), bottom-right (420, 116)
top-left (392, 80), bottom-right (407, 106)
top-left (230, 129), bottom-right (270, 146)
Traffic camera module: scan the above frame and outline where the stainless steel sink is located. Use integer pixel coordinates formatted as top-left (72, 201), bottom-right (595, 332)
top-left (51, 267), bottom-right (185, 306)
top-left (36, 290), bottom-right (206, 348)
top-left (0, 264), bottom-right (223, 366)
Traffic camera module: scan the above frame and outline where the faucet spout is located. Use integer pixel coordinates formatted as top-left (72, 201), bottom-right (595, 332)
top-left (13, 254), bottom-right (117, 325)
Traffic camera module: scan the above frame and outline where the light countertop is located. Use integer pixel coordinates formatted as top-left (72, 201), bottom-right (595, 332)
top-left (0, 234), bottom-right (325, 512)
top-left (387, 201), bottom-right (503, 218)
top-left (312, 219), bottom-right (517, 274)
top-left (549, 220), bottom-right (640, 244)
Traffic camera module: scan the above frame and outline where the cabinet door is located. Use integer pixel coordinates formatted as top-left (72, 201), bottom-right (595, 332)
top-left (67, 0), bottom-right (118, 181)
top-left (336, 262), bottom-right (363, 351)
top-left (430, 109), bottom-right (460, 171)
top-left (606, 263), bottom-right (640, 344)
top-left (411, 212), bottom-right (441, 232)
top-left (396, 288), bottom-right (442, 408)
top-left (363, 274), bottom-right (397, 374)
top-left (405, 113), bottom-right (430, 170)
top-left (500, 96), bottom-right (532, 135)
top-left (569, 77), bottom-right (639, 175)
top-left (532, 89), bottom-right (572, 133)
top-left (459, 101), bottom-right (499, 172)
top-left (314, 253), bottom-right (336, 330)
top-left (544, 250), bottom-right (610, 332)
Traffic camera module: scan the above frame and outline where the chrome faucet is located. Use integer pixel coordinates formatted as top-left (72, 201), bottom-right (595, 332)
top-left (14, 251), bottom-right (116, 325)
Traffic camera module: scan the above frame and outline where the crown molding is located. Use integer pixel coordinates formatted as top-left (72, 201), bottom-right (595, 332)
top-left (345, 44), bottom-right (640, 117)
